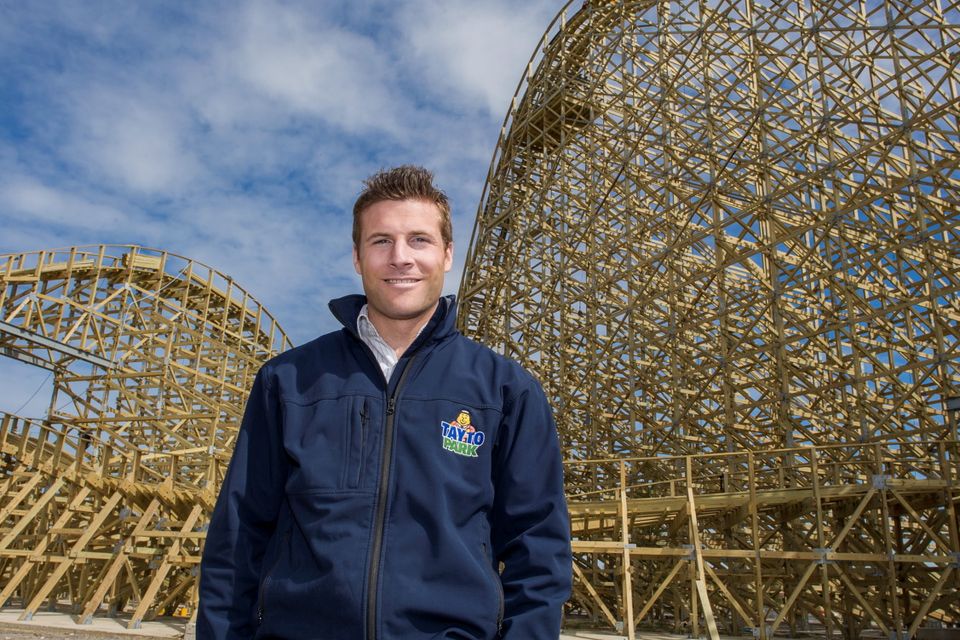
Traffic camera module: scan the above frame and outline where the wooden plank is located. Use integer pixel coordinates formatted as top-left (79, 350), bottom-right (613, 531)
top-left (0, 473), bottom-right (43, 523)
top-left (619, 462), bottom-right (635, 640)
top-left (833, 563), bottom-right (892, 636)
top-left (128, 504), bottom-right (202, 628)
top-left (687, 471), bottom-right (719, 640)
top-left (704, 561), bottom-right (754, 627)
top-left (695, 578), bottom-right (720, 640)
top-left (0, 477), bottom-right (66, 550)
top-left (769, 562), bottom-right (818, 634)
top-left (632, 559), bottom-right (686, 625)
top-left (907, 566), bottom-right (955, 639)
top-left (572, 562), bottom-right (619, 629)
top-left (77, 498), bottom-right (161, 623)
top-left (0, 486), bottom-right (92, 607)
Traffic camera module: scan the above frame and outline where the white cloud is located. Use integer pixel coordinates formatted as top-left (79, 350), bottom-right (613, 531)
top-left (397, 0), bottom-right (561, 115)
top-left (61, 87), bottom-right (205, 194)
top-left (0, 173), bottom-right (129, 231)
top-left (214, 2), bottom-right (409, 136)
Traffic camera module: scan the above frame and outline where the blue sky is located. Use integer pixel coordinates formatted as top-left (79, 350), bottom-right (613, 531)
top-left (0, 0), bottom-right (569, 415)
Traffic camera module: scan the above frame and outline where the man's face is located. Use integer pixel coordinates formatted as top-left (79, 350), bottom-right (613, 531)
top-left (353, 198), bottom-right (453, 330)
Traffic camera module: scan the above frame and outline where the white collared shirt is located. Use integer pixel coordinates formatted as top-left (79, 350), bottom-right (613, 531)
top-left (356, 304), bottom-right (428, 381)
top-left (357, 305), bottom-right (397, 380)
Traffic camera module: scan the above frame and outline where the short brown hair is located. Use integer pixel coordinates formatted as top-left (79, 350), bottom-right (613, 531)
top-left (352, 165), bottom-right (452, 248)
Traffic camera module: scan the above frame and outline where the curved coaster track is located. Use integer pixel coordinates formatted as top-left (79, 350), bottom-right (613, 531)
top-left (0, 245), bottom-right (289, 629)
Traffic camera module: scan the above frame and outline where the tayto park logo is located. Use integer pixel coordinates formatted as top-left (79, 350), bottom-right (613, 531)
top-left (441, 410), bottom-right (485, 458)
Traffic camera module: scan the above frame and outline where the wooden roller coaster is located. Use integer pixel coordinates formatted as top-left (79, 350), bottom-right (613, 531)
top-left (459, 0), bottom-right (960, 638)
top-left (0, 245), bottom-right (290, 629)
top-left (2, 0), bottom-right (959, 637)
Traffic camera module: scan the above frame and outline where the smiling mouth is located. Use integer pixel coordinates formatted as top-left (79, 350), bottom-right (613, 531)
top-left (385, 278), bottom-right (420, 284)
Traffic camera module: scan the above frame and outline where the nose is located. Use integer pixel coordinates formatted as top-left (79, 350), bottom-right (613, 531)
top-left (389, 241), bottom-right (413, 267)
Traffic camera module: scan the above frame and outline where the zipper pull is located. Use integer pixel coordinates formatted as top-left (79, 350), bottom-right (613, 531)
top-left (386, 398), bottom-right (396, 416)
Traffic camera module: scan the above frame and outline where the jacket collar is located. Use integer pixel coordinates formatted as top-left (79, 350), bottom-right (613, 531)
top-left (328, 294), bottom-right (458, 349)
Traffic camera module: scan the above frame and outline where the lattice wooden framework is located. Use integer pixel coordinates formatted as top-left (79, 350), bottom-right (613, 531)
top-left (0, 245), bottom-right (290, 628)
top-left (459, 0), bottom-right (960, 637)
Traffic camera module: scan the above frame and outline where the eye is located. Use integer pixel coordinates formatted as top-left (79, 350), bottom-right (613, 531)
top-left (372, 238), bottom-right (391, 245)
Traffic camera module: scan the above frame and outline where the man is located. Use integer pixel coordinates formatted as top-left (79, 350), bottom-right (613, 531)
top-left (198, 165), bottom-right (571, 639)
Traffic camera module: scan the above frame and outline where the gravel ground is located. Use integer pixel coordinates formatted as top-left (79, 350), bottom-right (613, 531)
top-left (0, 625), bottom-right (173, 640)
top-left (0, 631), bottom-right (93, 640)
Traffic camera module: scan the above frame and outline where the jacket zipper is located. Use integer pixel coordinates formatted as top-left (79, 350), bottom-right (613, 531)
top-left (355, 399), bottom-right (369, 487)
top-left (257, 530), bottom-right (289, 625)
top-left (365, 357), bottom-right (417, 640)
top-left (482, 542), bottom-right (505, 634)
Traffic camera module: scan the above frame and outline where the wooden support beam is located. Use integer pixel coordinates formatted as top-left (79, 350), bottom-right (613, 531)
top-left (18, 490), bottom-right (122, 620)
top-left (128, 504), bottom-right (203, 628)
top-left (632, 559), bottom-right (686, 625)
top-left (687, 457), bottom-right (720, 640)
top-left (77, 498), bottom-right (161, 623)
top-left (0, 477), bottom-right (66, 551)
top-left (572, 562), bottom-right (619, 629)
top-left (618, 461), bottom-right (635, 640)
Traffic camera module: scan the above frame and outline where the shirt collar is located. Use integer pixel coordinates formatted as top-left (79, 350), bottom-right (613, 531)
top-left (330, 294), bottom-right (458, 342)
top-left (356, 305), bottom-right (431, 346)
top-left (357, 305), bottom-right (398, 379)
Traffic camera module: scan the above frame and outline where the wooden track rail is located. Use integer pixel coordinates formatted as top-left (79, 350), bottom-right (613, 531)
top-left (0, 245), bottom-right (289, 628)
top-left (460, 0), bottom-right (960, 637)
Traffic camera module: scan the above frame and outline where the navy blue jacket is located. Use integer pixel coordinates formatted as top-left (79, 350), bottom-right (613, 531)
top-left (198, 295), bottom-right (571, 639)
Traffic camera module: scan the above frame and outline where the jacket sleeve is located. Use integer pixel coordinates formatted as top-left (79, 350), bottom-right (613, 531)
top-left (490, 374), bottom-right (571, 639)
top-left (197, 367), bottom-right (288, 639)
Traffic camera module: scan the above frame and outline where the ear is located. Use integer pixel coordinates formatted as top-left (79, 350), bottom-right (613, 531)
top-left (353, 245), bottom-right (362, 275)
top-left (443, 242), bottom-right (453, 272)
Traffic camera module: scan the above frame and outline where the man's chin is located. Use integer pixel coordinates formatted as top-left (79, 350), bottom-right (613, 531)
top-left (369, 301), bottom-right (437, 324)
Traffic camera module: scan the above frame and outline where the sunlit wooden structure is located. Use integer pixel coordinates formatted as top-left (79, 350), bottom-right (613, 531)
top-left (459, 0), bottom-right (960, 637)
top-left (0, 245), bottom-right (290, 628)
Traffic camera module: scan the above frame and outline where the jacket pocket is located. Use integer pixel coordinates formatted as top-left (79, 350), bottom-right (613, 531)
top-left (337, 398), bottom-right (369, 489)
top-left (343, 398), bottom-right (369, 489)
top-left (285, 396), bottom-right (378, 492)
top-left (481, 542), bottom-right (505, 634)
top-left (257, 529), bottom-right (290, 625)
